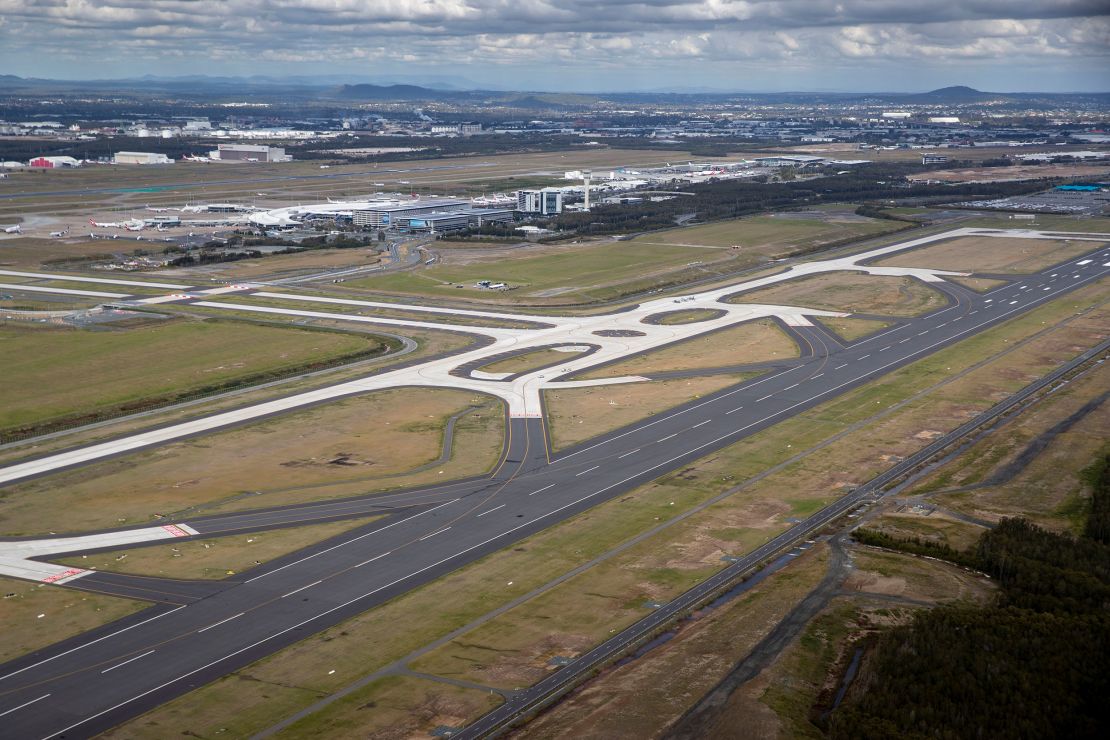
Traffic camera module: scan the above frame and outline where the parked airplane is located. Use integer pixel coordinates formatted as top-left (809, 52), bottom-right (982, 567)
top-left (2, 224), bottom-right (21, 234)
top-left (89, 218), bottom-right (144, 231)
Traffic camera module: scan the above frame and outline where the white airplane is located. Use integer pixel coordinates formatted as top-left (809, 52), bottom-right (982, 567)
top-left (2, 224), bottom-right (21, 234)
top-left (146, 206), bottom-right (177, 213)
top-left (90, 218), bottom-right (144, 231)
top-left (182, 154), bottom-right (210, 162)
top-left (49, 229), bottom-right (68, 238)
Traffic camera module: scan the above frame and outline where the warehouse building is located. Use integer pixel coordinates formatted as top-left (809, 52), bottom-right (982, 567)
top-left (207, 144), bottom-right (292, 162)
top-left (113, 151), bottom-right (173, 165)
top-left (29, 156), bottom-right (80, 168)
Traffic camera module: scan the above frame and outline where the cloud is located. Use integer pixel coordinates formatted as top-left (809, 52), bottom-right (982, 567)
top-left (0, 1), bottom-right (1106, 87)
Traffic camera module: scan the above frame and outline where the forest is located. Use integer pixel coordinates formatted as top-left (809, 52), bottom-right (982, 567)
top-left (830, 453), bottom-right (1110, 739)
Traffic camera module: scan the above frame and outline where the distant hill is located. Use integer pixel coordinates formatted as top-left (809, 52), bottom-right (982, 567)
top-left (900, 86), bottom-right (1006, 103)
top-left (336, 83), bottom-right (478, 102)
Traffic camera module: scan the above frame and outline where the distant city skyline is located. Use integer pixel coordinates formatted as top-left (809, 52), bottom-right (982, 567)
top-left (1, 1), bottom-right (1107, 92)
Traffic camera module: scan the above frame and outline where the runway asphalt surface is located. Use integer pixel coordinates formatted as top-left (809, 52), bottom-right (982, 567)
top-left (0, 245), bottom-right (1107, 738)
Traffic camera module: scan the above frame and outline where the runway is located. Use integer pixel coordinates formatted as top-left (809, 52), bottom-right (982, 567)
top-left (0, 236), bottom-right (1106, 737)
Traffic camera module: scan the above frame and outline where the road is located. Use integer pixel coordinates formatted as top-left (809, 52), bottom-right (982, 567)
top-left (0, 241), bottom-right (1105, 738)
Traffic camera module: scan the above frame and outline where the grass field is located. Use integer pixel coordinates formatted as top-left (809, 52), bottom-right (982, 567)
top-left (545, 374), bottom-right (747, 450)
top-left (101, 277), bottom-right (1109, 738)
top-left (576, 319), bottom-right (797, 379)
top-left (817, 317), bottom-right (892, 342)
top-left (907, 362), bottom-right (1110, 533)
top-left (649, 308), bottom-right (726, 325)
top-left (514, 547), bottom-right (830, 739)
top-left (726, 271), bottom-right (947, 317)
top-left (628, 212), bottom-right (904, 255)
top-left (0, 318), bottom-right (384, 434)
top-left (0, 388), bottom-right (504, 535)
top-left (949, 276), bottom-right (1009, 292)
top-left (479, 346), bottom-right (588, 375)
top-left (0, 575), bottom-right (146, 664)
top-left (163, 247), bottom-right (383, 281)
top-left (0, 319), bottom-right (474, 470)
top-left (0, 237), bottom-right (130, 270)
top-left (207, 294), bottom-right (541, 329)
top-left (875, 236), bottom-right (1102, 274)
top-left (273, 676), bottom-right (502, 739)
top-left (55, 516), bottom-right (384, 580)
top-left (345, 240), bottom-right (725, 304)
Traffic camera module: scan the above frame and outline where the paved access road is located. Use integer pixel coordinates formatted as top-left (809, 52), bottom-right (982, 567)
top-left (0, 246), bottom-right (1106, 738)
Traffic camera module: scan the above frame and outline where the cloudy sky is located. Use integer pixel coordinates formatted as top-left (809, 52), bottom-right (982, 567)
top-left (1, 1), bottom-right (1107, 91)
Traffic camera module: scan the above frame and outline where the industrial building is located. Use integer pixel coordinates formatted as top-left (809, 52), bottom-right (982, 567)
top-left (29, 156), bottom-right (80, 168)
top-left (113, 151), bottom-right (173, 165)
top-left (752, 155), bottom-right (826, 168)
top-left (352, 197), bottom-right (471, 228)
top-left (403, 207), bottom-right (514, 234)
top-left (516, 188), bottom-right (563, 215)
top-left (207, 144), bottom-right (292, 162)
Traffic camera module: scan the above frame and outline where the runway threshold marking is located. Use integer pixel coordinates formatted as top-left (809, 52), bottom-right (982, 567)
top-left (101, 650), bottom-right (155, 674)
top-left (477, 504), bottom-right (505, 517)
top-left (528, 484), bottom-right (555, 496)
top-left (197, 613), bottom-right (244, 633)
top-left (0, 693), bottom-right (50, 718)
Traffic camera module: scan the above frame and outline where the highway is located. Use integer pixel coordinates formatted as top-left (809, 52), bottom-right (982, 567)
top-left (0, 240), bottom-right (1105, 737)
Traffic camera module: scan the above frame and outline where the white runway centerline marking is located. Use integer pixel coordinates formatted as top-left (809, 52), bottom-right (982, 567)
top-left (528, 484), bottom-right (555, 495)
top-left (576, 465), bottom-right (600, 476)
top-left (725, 406), bottom-right (744, 415)
top-left (755, 394), bottom-right (773, 402)
top-left (419, 528), bottom-right (451, 541)
top-left (101, 650), bottom-right (155, 674)
top-left (858, 354), bottom-right (870, 360)
top-left (281, 580), bottom-right (323, 598)
top-left (617, 448), bottom-right (641, 458)
top-left (690, 420), bottom-right (711, 429)
top-left (197, 613), bottom-right (243, 633)
top-left (354, 552), bottom-right (391, 567)
top-left (477, 504), bottom-right (505, 517)
top-left (0, 694), bottom-right (50, 718)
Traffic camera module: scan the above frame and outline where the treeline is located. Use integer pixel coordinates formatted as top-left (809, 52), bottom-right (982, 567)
top-left (291, 134), bottom-right (590, 163)
top-left (541, 165), bottom-right (1049, 237)
top-left (832, 469), bottom-right (1110, 739)
top-left (1085, 454), bottom-right (1110, 545)
top-left (167, 250), bottom-right (263, 267)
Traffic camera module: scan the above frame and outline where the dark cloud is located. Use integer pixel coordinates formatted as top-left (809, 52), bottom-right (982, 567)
top-left (0, 1), bottom-right (1106, 89)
